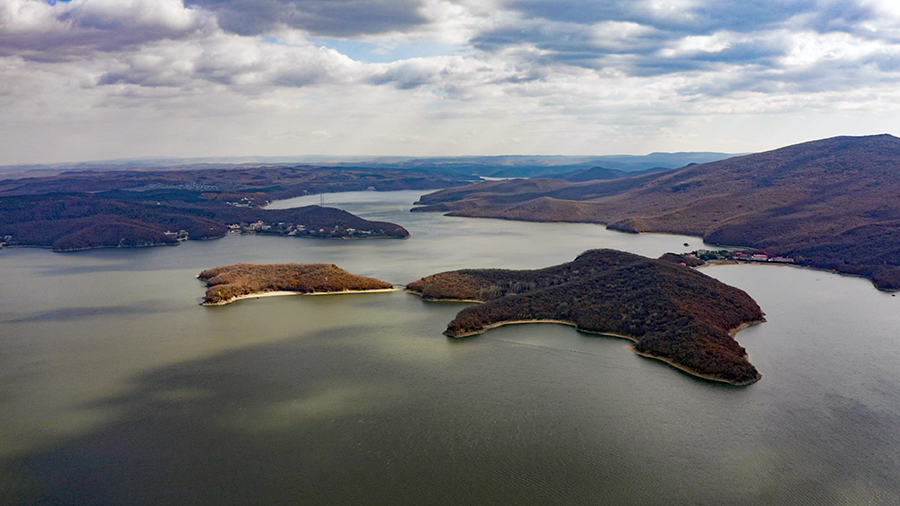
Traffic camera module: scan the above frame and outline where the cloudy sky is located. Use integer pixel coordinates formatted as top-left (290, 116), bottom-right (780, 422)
top-left (2, 0), bottom-right (900, 164)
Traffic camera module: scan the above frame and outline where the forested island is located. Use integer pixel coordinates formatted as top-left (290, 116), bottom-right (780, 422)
top-left (198, 263), bottom-right (394, 305)
top-left (412, 134), bottom-right (900, 291)
top-left (407, 249), bottom-right (765, 385)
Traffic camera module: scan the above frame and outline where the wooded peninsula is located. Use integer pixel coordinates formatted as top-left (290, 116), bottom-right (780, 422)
top-left (408, 249), bottom-right (765, 386)
top-left (198, 263), bottom-right (394, 305)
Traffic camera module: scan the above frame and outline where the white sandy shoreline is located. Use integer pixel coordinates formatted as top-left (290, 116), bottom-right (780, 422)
top-left (305, 287), bottom-right (399, 296)
top-left (202, 287), bottom-right (400, 306)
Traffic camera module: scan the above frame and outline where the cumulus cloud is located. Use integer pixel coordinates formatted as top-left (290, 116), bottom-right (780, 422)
top-left (186, 0), bottom-right (428, 37)
top-left (1, 0), bottom-right (900, 164)
top-left (89, 36), bottom-right (376, 94)
top-left (0, 0), bottom-right (214, 61)
top-left (509, 0), bottom-right (875, 36)
top-left (471, 0), bottom-right (900, 92)
top-left (6, 0), bottom-right (895, 93)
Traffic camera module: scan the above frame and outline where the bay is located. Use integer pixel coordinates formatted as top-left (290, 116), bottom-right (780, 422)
top-left (1, 190), bottom-right (899, 505)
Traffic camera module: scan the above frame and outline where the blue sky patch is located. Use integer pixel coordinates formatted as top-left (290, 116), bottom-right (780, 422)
top-left (308, 37), bottom-right (459, 63)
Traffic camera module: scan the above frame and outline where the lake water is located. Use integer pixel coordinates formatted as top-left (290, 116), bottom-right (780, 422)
top-left (2, 190), bottom-right (899, 505)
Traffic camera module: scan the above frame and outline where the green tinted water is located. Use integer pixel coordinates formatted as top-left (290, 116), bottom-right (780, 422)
top-left (1, 191), bottom-right (899, 505)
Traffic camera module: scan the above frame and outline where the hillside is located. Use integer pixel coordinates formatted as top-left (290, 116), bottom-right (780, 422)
top-left (0, 164), bottom-right (449, 250)
top-left (198, 263), bottom-right (393, 305)
top-left (0, 193), bottom-right (409, 251)
top-left (546, 165), bottom-right (671, 182)
top-left (412, 135), bottom-right (900, 291)
top-left (407, 249), bottom-right (764, 385)
top-left (0, 165), bottom-right (473, 200)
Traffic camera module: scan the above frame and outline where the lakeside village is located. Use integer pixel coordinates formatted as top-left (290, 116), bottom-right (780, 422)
top-left (156, 222), bottom-right (379, 242)
top-left (226, 221), bottom-right (379, 238)
top-left (689, 249), bottom-right (796, 264)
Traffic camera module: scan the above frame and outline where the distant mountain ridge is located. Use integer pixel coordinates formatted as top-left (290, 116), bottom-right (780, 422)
top-left (548, 165), bottom-right (671, 182)
top-left (412, 134), bottom-right (900, 291)
top-left (0, 152), bottom-right (735, 180)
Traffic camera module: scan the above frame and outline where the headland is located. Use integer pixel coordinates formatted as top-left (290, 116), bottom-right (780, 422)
top-left (407, 249), bottom-right (765, 386)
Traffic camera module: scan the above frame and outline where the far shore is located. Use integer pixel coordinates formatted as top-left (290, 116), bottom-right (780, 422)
top-left (694, 258), bottom-right (900, 292)
top-left (202, 286), bottom-right (400, 306)
top-left (444, 317), bottom-right (761, 386)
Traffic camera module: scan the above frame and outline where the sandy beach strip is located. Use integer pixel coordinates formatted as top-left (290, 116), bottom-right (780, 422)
top-left (304, 287), bottom-right (399, 296)
top-left (202, 286), bottom-right (400, 306)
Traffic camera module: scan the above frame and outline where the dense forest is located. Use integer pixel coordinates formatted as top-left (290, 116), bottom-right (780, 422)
top-left (412, 134), bottom-right (900, 291)
top-left (0, 193), bottom-right (409, 251)
top-left (408, 249), bottom-right (765, 385)
top-left (198, 263), bottom-right (393, 305)
top-left (0, 163), bottom-right (474, 251)
top-left (0, 164), bottom-right (474, 199)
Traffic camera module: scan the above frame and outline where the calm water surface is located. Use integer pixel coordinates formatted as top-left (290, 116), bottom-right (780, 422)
top-left (1, 191), bottom-right (899, 505)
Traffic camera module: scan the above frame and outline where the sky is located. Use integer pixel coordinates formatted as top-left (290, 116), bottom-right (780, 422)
top-left (2, 0), bottom-right (900, 164)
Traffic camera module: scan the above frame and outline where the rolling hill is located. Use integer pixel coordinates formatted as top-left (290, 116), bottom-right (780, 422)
top-left (412, 134), bottom-right (900, 291)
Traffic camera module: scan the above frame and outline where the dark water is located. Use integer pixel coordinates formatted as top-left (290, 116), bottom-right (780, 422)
top-left (2, 191), bottom-right (899, 505)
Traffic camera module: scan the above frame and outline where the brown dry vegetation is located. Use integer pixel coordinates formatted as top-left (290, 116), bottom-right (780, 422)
top-left (408, 249), bottom-right (765, 385)
top-left (199, 263), bottom-right (392, 305)
top-left (413, 135), bottom-right (900, 290)
top-left (0, 163), bottom-right (470, 251)
top-left (0, 193), bottom-right (409, 251)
